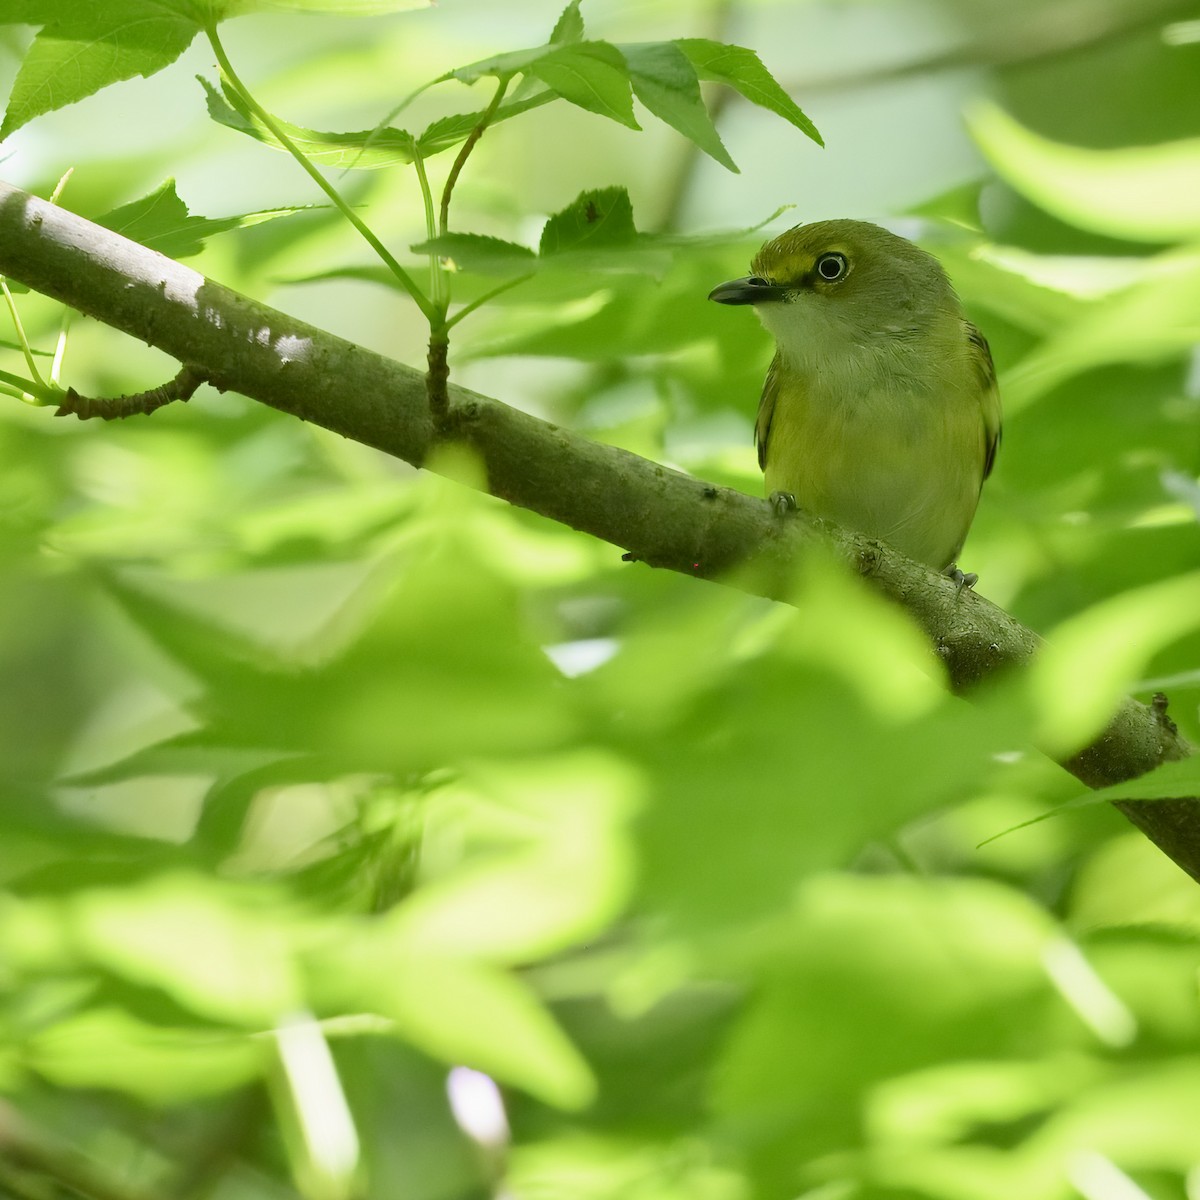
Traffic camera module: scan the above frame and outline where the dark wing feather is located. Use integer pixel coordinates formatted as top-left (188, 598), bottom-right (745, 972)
top-left (754, 351), bottom-right (781, 471)
top-left (966, 323), bottom-right (1002, 481)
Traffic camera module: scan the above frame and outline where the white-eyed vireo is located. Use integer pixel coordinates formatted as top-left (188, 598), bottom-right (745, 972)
top-left (710, 219), bottom-right (1001, 579)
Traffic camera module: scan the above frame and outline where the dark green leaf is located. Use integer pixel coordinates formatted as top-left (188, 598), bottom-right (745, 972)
top-left (621, 41), bottom-right (736, 171)
top-left (540, 187), bottom-right (637, 256)
top-left (676, 38), bottom-right (823, 147)
top-left (410, 233), bottom-right (537, 275)
top-left (528, 42), bottom-right (637, 129)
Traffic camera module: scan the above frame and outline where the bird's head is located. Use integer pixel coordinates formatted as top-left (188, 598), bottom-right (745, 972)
top-left (709, 219), bottom-right (958, 367)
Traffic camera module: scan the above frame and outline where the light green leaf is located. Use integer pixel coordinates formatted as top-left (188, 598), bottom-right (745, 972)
top-left (1033, 572), bottom-right (1200, 755)
top-left (968, 102), bottom-right (1200, 242)
top-left (449, 45), bottom-right (554, 86)
top-left (220, 0), bottom-right (428, 13)
top-left (676, 38), bottom-right (822, 147)
top-left (0, 2), bottom-right (199, 137)
top-left (27, 1008), bottom-right (265, 1102)
top-left (97, 178), bottom-right (320, 259)
top-left (1078, 758), bottom-right (1200, 806)
top-left (320, 944), bottom-right (595, 1108)
top-left (389, 752), bottom-right (638, 962)
top-left (200, 76), bottom-right (419, 168)
top-left (621, 42), bottom-right (736, 171)
top-left (549, 0), bottom-right (584, 44)
top-left (71, 873), bottom-right (304, 1026)
top-left (1002, 245), bottom-right (1200, 410)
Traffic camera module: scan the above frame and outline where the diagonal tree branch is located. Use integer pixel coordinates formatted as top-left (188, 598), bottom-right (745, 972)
top-left (0, 180), bottom-right (1195, 878)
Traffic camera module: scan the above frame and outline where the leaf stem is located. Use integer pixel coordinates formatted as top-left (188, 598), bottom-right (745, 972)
top-left (0, 365), bottom-right (58, 403)
top-left (411, 149), bottom-right (447, 313)
top-left (444, 273), bottom-right (535, 332)
top-left (438, 77), bottom-right (509, 237)
top-left (1, 280), bottom-right (45, 387)
top-left (205, 24), bottom-right (439, 325)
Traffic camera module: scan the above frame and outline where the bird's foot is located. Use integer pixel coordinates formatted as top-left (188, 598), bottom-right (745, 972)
top-left (769, 490), bottom-right (798, 517)
top-left (944, 563), bottom-right (978, 591)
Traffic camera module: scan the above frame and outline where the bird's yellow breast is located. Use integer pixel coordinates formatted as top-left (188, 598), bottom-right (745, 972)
top-left (762, 359), bottom-right (988, 569)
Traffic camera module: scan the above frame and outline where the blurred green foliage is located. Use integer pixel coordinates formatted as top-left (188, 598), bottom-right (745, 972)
top-left (1, 2), bottom-right (1200, 1200)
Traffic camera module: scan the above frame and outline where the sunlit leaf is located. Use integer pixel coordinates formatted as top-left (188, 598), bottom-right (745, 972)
top-left (96, 178), bottom-right (320, 258)
top-left (220, 0), bottom-right (428, 13)
top-left (27, 1008), bottom-right (265, 1101)
top-left (968, 102), bottom-right (1200, 242)
top-left (390, 752), bottom-right (638, 961)
top-left (200, 75), bottom-right (419, 168)
top-left (549, 0), bottom-right (584, 45)
top-left (1003, 246), bottom-right (1200, 409)
top-left (0, 2), bottom-right (199, 136)
top-left (712, 876), bottom-right (1059, 1157)
top-left (1033, 572), bottom-right (1200, 754)
top-left (676, 38), bottom-right (822, 147)
top-left (71, 874), bottom-right (305, 1025)
top-left (1070, 757), bottom-right (1200, 806)
top-left (317, 942), bottom-right (595, 1108)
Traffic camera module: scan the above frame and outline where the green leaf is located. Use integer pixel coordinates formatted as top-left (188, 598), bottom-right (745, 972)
top-left (200, 75), bottom-right (419, 168)
top-left (967, 102), bottom-right (1200, 242)
top-left (72, 873), bottom-right (305, 1025)
top-left (451, 41), bottom-right (637, 129)
top-left (0, 2), bottom-right (199, 137)
top-left (318, 943), bottom-right (596, 1108)
top-left (389, 752), bottom-right (636, 963)
top-left (1077, 757), bottom-right (1200, 806)
top-left (540, 186), bottom-right (637, 255)
top-left (448, 45), bottom-right (554, 86)
top-left (1002, 245), bottom-right (1200, 410)
top-left (410, 233), bottom-right (537, 275)
top-left (676, 38), bottom-right (822, 147)
top-left (528, 42), bottom-right (638, 129)
top-left (27, 1008), bottom-right (265, 1102)
top-left (549, 0), bottom-right (585, 44)
top-left (621, 42), bottom-right (736, 171)
top-left (1032, 572), bottom-right (1200, 755)
top-left (220, 0), bottom-right (428, 13)
top-left (95, 178), bottom-right (320, 259)
top-left (415, 91), bottom-right (557, 157)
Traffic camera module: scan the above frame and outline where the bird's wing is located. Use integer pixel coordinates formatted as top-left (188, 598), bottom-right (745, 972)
top-left (754, 351), bottom-right (782, 471)
top-left (967, 322), bottom-right (1002, 481)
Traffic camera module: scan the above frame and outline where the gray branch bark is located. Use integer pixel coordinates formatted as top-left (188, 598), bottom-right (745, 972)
top-left (0, 180), bottom-right (1195, 879)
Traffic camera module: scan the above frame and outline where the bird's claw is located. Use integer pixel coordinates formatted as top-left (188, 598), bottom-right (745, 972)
top-left (945, 563), bottom-right (978, 590)
top-left (769, 490), bottom-right (798, 517)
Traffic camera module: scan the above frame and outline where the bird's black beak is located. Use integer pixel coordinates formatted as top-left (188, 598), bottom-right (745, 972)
top-left (708, 276), bottom-right (784, 305)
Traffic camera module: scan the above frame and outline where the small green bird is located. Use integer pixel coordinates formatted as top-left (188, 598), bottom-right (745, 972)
top-left (710, 219), bottom-right (1001, 579)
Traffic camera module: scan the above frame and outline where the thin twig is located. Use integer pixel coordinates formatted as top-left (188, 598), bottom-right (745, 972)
top-left (438, 77), bottom-right (509, 237)
top-left (54, 363), bottom-right (207, 421)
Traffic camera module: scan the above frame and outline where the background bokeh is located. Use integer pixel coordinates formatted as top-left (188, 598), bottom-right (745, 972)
top-left (2, 2), bottom-right (1200, 1199)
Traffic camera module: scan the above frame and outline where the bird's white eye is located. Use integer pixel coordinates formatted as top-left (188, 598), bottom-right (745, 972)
top-left (815, 252), bottom-right (847, 282)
